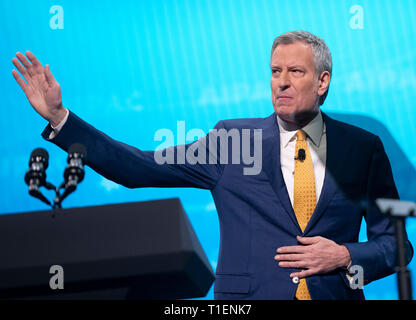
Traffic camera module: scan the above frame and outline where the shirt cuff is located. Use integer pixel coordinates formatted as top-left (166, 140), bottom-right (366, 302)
top-left (49, 109), bottom-right (69, 139)
top-left (343, 260), bottom-right (355, 286)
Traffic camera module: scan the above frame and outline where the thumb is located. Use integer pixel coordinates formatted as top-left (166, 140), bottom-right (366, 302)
top-left (44, 64), bottom-right (56, 85)
top-left (297, 235), bottom-right (320, 245)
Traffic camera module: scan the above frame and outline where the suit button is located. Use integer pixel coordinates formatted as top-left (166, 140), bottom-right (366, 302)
top-left (292, 276), bottom-right (299, 284)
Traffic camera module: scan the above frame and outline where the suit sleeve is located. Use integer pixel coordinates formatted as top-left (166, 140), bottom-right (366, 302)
top-left (41, 110), bottom-right (225, 190)
top-left (342, 135), bottom-right (413, 284)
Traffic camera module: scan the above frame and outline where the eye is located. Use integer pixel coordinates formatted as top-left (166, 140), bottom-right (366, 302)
top-left (291, 69), bottom-right (304, 76)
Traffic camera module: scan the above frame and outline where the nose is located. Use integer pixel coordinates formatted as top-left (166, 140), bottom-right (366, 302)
top-left (278, 71), bottom-right (290, 91)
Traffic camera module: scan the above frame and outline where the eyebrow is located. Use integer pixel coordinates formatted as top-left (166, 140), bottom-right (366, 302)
top-left (270, 65), bottom-right (306, 69)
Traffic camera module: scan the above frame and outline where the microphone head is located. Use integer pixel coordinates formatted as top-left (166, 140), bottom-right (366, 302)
top-left (26, 148), bottom-right (49, 186)
top-left (29, 148), bottom-right (49, 169)
top-left (295, 148), bottom-right (306, 161)
top-left (65, 143), bottom-right (86, 183)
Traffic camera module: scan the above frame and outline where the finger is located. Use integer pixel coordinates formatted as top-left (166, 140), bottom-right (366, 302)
top-left (26, 51), bottom-right (43, 69)
top-left (44, 65), bottom-right (56, 86)
top-left (278, 261), bottom-right (307, 269)
top-left (12, 58), bottom-right (31, 82)
top-left (277, 245), bottom-right (306, 254)
top-left (290, 269), bottom-right (317, 279)
top-left (16, 52), bottom-right (33, 73)
top-left (12, 69), bottom-right (29, 94)
top-left (297, 236), bottom-right (321, 245)
top-left (274, 254), bottom-right (305, 261)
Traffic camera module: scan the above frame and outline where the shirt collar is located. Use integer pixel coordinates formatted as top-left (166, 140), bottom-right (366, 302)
top-left (277, 110), bottom-right (325, 148)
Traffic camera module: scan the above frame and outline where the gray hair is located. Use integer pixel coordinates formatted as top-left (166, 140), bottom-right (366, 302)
top-left (271, 30), bottom-right (332, 105)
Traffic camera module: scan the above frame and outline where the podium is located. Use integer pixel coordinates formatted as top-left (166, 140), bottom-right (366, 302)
top-left (0, 198), bottom-right (215, 299)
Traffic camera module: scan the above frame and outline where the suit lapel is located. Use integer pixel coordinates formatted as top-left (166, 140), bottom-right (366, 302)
top-left (261, 114), bottom-right (302, 232)
top-left (303, 112), bottom-right (346, 234)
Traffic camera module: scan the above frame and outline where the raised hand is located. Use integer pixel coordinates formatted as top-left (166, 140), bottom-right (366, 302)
top-left (12, 51), bottom-right (67, 127)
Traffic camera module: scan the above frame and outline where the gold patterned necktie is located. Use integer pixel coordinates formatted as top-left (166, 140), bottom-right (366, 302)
top-left (293, 129), bottom-right (316, 300)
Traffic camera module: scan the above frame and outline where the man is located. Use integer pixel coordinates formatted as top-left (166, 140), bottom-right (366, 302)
top-left (12, 30), bottom-right (412, 300)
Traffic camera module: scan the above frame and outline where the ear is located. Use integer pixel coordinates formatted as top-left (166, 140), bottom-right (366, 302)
top-left (317, 71), bottom-right (330, 97)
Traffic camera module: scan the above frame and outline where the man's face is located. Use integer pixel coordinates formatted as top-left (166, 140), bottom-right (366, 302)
top-left (270, 41), bottom-right (328, 125)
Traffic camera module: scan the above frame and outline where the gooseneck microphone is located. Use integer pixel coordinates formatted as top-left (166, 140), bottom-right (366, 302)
top-left (24, 144), bottom-right (88, 209)
top-left (294, 148), bottom-right (306, 161)
top-left (24, 148), bottom-right (52, 206)
top-left (58, 143), bottom-right (87, 203)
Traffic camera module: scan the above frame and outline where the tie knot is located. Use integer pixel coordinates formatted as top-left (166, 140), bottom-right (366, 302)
top-left (296, 130), bottom-right (307, 141)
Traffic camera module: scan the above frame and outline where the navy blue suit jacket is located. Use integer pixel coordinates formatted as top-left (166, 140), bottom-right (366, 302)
top-left (42, 110), bottom-right (413, 300)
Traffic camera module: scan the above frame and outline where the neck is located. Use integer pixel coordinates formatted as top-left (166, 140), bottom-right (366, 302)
top-left (278, 109), bottom-right (320, 130)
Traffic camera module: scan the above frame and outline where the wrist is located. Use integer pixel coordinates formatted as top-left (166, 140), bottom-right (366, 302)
top-left (338, 244), bottom-right (352, 268)
top-left (49, 106), bottom-right (67, 127)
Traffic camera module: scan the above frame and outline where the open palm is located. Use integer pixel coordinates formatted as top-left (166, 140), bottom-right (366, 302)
top-left (12, 51), bottom-right (66, 126)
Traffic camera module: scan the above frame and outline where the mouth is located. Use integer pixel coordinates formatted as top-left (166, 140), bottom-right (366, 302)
top-left (276, 96), bottom-right (293, 101)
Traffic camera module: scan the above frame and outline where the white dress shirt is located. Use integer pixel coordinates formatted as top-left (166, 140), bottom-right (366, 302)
top-left (277, 110), bottom-right (326, 207)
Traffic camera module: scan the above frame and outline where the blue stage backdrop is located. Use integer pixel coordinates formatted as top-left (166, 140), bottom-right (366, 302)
top-left (1, 0), bottom-right (415, 299)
